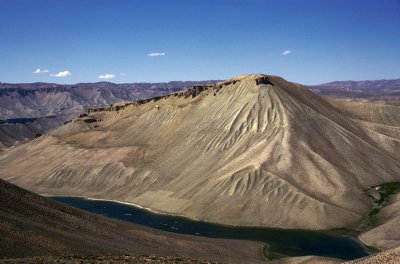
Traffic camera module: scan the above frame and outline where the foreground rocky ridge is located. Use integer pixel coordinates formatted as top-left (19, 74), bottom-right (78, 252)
top-left (1, 74), bottom-right (400, 247)
top-left (3, 247), bottom-right (400, 264)
top-left (0, 255), bottom-right (215, 264)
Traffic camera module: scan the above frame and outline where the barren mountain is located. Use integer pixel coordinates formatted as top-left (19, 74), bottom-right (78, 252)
top-left (0, 178), bottom-right (265, 263)
top-left (1, 74), bottom-right (400, 246)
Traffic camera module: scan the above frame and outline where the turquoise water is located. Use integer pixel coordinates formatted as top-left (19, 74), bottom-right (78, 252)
top-left (52, 197), bottom-right (369, 260)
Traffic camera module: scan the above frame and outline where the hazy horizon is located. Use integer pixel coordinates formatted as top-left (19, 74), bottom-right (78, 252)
top-left (1, 75), bottom-right (400, 86)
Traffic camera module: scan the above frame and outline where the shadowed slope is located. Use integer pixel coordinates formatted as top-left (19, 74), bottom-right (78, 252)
top-left (0, 179), bottom-right (265, 263)
top-left (1, 75), bottom-right (400, 232)
top-left (0, 124), bottom-right (40, 149)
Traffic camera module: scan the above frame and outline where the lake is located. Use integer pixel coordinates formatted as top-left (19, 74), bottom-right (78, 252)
top-left (52, 196), bottom-right (370, 260)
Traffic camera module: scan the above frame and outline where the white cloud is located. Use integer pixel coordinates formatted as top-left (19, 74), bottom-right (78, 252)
top-left (98, 74), bottom-right (115, 79)
top-left (281, 50), bottom-right (292, 55)
top-left (33, 68), bottom-right (49, 74)
top-left (51, 70), bottom-right (71, 77)
top-left (148, 52), bottom-right (166, 57)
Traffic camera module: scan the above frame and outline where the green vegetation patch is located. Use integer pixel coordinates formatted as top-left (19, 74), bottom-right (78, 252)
top-left (373, 182), bottom-right (400, 206)
top-left (364, 181), bottom-right (400, 228)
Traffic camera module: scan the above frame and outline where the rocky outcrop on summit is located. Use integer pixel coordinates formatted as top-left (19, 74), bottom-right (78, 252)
top-left (1, 75), bottom-right (400, 236)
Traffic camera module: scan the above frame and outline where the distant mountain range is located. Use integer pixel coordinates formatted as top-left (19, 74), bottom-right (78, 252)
top-left (0, 80), bottom-right (219, 148)
top-left (308, 79), bottom-right (400, 103)
top-left (1, 78), bottom-right (399, 149)
top-left (0, 81), bottom-right (220, 120)
top-left (1, 78), bottom-right (398, 121)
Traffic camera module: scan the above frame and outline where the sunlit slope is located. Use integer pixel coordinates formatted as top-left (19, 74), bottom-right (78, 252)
top-left (1, 75), bottom-right (400, 230)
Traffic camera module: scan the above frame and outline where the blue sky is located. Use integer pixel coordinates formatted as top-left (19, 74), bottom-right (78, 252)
top-left (0, 0), bottom-right (399, 84)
